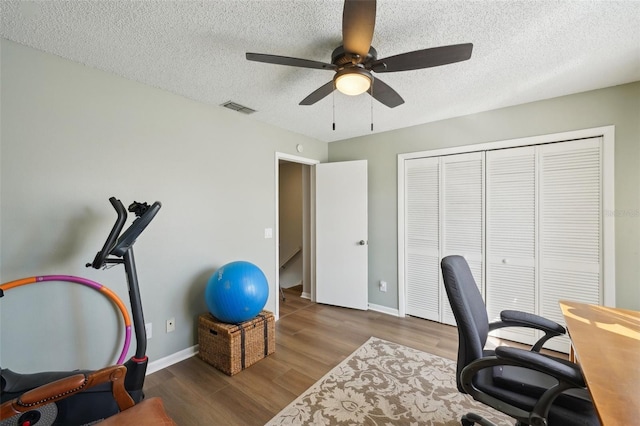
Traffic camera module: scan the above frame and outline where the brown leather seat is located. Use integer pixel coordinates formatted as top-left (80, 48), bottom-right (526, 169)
top-left (0, 365), bottom-right (176, 425)
top-left (100, 396), bottom-right (176, 425)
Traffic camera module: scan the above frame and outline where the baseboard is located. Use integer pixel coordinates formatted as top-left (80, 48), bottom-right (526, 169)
top-left (300, 291), bottom-right (311, 300)
top-left (146, 344), bottom-right (199, 375)
top-left (368, 303), bottom-right (400, 317)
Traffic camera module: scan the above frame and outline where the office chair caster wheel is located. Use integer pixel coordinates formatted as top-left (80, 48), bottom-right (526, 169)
top-left (461, 414), bottom-right (476, 426)
top-left (461, 413), bottom-right (496, 426)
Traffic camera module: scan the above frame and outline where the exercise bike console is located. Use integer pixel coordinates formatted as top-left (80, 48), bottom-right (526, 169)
top-left (110, 201), bottom-right (161, 258)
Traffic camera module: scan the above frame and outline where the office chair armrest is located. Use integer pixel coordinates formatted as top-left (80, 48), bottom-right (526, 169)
top-left (495, 346), bottom-right (586, 388)
top-left (489, 310), bottom-right (566, 351)
top-left (496, 310), bottom-right (566, 335)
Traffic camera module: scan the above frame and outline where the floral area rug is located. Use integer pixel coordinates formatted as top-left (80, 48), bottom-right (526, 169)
top-left (266, 337), bottom-right (512, 425)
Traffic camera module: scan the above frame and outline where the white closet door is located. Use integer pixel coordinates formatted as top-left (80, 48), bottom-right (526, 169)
top-left (405, 157), bottom-right (440, 321)
top-left (539, 137), bottom-right (602, 352)
top-left (486, 146), bottom-right (537, 345)
top-left (441, 152), bottom-right (485, 325)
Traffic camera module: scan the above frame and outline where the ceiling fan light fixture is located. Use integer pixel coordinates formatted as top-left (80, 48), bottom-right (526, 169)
top-left (335, 68), bottom-right (372, 96)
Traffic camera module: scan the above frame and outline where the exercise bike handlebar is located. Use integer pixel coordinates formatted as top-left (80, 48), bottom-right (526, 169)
top-left (88, 197), bottom-right (128, 269)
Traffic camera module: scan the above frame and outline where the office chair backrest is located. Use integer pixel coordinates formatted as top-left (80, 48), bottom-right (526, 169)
top-left (441, 255), bottom-right (489, 392)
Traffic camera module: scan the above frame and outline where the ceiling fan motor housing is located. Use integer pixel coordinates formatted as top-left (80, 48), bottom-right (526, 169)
top-left (331, 45), bottom-right (378, 67)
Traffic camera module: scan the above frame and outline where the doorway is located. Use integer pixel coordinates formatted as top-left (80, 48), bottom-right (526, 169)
top-left (274, 153), bottom-right (318, 319)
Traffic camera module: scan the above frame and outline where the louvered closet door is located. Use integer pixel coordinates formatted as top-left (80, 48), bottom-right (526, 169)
top-left (441, 152), bottom-right (485, 325)
top-left (539, 137), bottom-right (602, 353)
top-left (405, 157), bottom-right (440, 321)
top-left (486, 146), bottom-right (537, 345)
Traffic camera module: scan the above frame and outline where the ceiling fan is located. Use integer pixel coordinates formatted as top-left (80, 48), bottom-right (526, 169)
top-left (246, 0), bottom-right (473, 108)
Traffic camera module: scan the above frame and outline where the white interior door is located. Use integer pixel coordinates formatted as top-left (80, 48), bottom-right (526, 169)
top-left (441, 152), bottom-right (485, 325)
top-left (538, 137), bottom-right (602, 353)
top-left (315, 160), bottom-right (368, 310)
top-left (486, 146), bottom-right (537, 345)
top-left (404, 157), bottom-right (440, 321)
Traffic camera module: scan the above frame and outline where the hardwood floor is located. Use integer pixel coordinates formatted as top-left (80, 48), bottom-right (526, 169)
top-left (143, 287), bottom-right (459, 425)
top-left (144, 287), bottom-right (565, 425)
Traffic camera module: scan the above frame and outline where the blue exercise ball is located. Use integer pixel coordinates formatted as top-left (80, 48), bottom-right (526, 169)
top-left (205, 261), bottom-right (269, 323)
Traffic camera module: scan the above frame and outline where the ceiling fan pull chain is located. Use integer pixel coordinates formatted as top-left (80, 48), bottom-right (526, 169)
top-left (370, 83), bottom-right (374, 131)
top-left (332, 91), bottom-right (336, 131)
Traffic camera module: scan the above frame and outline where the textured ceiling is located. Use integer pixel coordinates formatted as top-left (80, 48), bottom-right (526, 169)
top-left (2, 1), bottom-right (639, 142)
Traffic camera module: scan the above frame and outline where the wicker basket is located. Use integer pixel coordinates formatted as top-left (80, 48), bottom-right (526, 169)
top-left (198, 311), bottom-right (275, 376)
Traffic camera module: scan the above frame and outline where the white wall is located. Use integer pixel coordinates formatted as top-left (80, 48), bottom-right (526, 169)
top-left (330, 81), bottom-right (640, 312)
top-left (0, 40), bottom-right (327, 371)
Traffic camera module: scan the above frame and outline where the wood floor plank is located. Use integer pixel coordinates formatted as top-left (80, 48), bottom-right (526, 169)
top-left (267, 344), bottom-right (336, 381)
top-left (271, 368), bottom-right (317, 397)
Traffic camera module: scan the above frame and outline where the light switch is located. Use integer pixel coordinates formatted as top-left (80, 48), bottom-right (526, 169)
top-left (264, 228), bottom-right (273, 239)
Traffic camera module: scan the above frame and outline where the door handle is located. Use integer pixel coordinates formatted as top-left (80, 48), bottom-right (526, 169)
top-left (358, 240), bottom-right (367, 246)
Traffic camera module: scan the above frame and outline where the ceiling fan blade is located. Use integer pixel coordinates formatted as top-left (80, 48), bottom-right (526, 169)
top-left (342, 0), bottom-right (376, 60)
top-left (300, 81), bottom-right (335, 105)
top-left (370, 77), bottom-right (404, 108)
top-left (246, 53), bottom-right (336, 71)
top-left (369, 43), bottom-right (473, 73)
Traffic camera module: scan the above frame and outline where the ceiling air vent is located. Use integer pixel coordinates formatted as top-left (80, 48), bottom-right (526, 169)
top-left (221, 101), bottom-right (256, 115)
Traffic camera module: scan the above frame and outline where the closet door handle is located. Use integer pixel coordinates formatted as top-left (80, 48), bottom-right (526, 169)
top-left (358, 240), bottom-right (367, 246)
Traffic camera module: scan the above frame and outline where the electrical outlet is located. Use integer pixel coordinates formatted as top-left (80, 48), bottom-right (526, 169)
top-left (145, 323), bottom-right (152, 339)
top-left (166, 318), bottom-right (175, 333)
top-left (379, 280), bottom-right (387, 292)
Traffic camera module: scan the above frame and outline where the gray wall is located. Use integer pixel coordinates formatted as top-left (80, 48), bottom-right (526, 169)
top-left (0, 40), bottom-right (327, 371)
top-left (329, 81), bottom-right (640, 311)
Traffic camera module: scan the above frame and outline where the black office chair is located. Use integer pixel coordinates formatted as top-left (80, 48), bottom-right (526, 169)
top-left (440, 255), bottom-right (599, 426)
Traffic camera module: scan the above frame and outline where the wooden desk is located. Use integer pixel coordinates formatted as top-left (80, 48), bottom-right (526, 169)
top-left (559, 300), bottom-right (640, 426)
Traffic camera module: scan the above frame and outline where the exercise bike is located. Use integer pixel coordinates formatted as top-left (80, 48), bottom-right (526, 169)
top-left (0, 197), bottom-right (161, 426)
